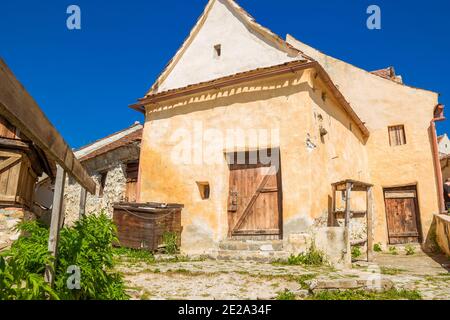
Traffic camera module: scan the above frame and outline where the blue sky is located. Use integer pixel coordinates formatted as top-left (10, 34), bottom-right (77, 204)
top-left (0, 0), bottom-right (449, 148)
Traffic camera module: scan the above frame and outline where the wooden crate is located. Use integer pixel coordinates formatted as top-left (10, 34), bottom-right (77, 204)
top-left (113, 203), bottom-right (183, 251)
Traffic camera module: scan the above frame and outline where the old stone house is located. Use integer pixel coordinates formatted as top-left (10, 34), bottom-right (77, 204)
top-left (130, 0), bottom-right (444, 261)
top-left (63, 122), bottom-right (142, 225)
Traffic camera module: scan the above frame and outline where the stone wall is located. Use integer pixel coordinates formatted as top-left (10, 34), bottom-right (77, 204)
top-left (0, 207), bottom-right (35, 250)
top-left (64, 163), bottom-right (127, 226)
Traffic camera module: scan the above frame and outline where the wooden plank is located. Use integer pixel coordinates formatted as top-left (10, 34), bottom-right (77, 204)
top-left (233, 166), bottom-right (276, 232)
top-left (44, 165), bottom-right (66, 285)
top-left (367, 186), bottom-right (374, 262)
top-left (385, 192), bottom-right (416, 199)
top-left (344, 182), bottom-right (353, 227)
top-left (0, 155), bottom-right (21, 173)
top-left (0, 59), bottom-right (96, 194)
top-left (79, 187), bottom-right (87, 219)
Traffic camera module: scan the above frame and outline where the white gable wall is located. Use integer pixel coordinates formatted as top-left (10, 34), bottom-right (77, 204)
top-left (157, 0), bottom-right (297, 92)
top-left (439, 134), bottom-right (450, 155)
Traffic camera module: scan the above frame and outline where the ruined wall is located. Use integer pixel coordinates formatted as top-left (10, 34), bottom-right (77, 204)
top-left (64, 144), bottom-right (140, 225)
top-left (64, 164), bottom-right (127, 226)
top-left (0, 207), bottom-right (35, 250)
top-left (287, 35), bottom-right (441, 246)
top-left (139, 69), bottom-right (370, 255)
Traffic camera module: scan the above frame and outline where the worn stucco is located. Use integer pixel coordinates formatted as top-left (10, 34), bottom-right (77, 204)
top-left (136, 0), bottom-right (442, 258)
top-left (435, 214), bottom-right (450, 256)
top-left (287, 35), bottom-right (441, 246)
top-left (139, 69), bottom-right (369, 255)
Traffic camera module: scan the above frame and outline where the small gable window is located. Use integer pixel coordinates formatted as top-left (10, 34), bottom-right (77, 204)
top-left (388, 125), bottom-right (406, 146)
top-left (214, 44), bottom-right (222, 58)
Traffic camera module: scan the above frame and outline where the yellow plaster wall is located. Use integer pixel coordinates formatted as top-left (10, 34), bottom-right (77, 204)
top-left (287, 36), bottom-right (441, 246)
top-left (139, 69), bottom-right (369, 254)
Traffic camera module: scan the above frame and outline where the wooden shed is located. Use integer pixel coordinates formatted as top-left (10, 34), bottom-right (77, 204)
top-left (0, 116), bottom-right (54, 210)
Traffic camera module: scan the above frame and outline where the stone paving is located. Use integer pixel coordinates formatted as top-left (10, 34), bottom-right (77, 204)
top-left (117, 251), bottom-right (450, 300)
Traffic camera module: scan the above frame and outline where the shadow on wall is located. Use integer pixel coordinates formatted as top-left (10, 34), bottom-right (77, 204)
top-left (146, 76), bottom-right (310, 122)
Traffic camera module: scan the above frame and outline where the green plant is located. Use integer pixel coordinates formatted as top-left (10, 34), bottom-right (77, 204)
top-left (162, 232), bottom-right (179, 255)
top-left (297, 274), bottom-right (317, 290)
top-left (310, 289), bottom-right (422, 300)
top-left (405, 245), bottom-right (415, 256)
top-left (276, 289), bottom-right (296, 300)
top-left (388, 246), bottom-right (398, 255)
top-left (1, 213), bottom-right (129, 300)
top-left (114, 247), bottom-right (156, 264)
top-left (286, 245), bottom-right (326, 267)
top-left (351, 246), bottom-right (362, 259)
top-left (373, 243), bottom-right (383, 253)
top-left (380, 267), bottom-right (404, 275)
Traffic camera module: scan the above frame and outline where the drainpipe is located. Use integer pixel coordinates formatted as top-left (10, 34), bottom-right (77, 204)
top-left (431, 104), bottom-right (445, 213)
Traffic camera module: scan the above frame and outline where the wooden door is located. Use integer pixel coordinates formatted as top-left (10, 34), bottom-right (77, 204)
top-left (227, 150), bottom-right (282, 240)
top-left (125, 162), bottom-right (139, 203)
top-left (384, 188), bottom-right (421, 244)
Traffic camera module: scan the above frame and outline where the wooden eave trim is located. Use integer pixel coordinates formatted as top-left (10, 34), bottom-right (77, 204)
top-left (131, 60), bottom-right (314, 111)
top-left (130, 61), bottom-right (370, 138)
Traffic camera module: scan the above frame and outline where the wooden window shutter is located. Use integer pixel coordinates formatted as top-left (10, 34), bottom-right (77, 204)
top-left (388, 125), bottom-right (406, 146)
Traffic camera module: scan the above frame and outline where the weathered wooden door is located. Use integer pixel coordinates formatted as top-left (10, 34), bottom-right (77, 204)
top-left (227, 150), bottom-right (282, 240)
top-left (125, 162), bottom-right (139, 203)
top-left (384, 188), bottom-right (421, 244)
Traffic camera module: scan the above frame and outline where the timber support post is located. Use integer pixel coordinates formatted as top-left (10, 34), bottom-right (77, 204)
top-left (367, 186), bottom-right (374, 262)
top-left (79, 187), bottom-right (87, 219)
top-left (44, 164), bottom-right (66, 285)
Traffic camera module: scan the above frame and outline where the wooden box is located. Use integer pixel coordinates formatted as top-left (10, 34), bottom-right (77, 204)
top-left (113, 202), bottom-right (183, 251)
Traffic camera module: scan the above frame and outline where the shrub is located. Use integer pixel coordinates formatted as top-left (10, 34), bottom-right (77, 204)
top-left (388, 246), bottom-right (398, 255)
top-left (1, 213), bottom-right (128, 300)
top-left (276, 289), bottom-right (296, 300)
top-left (286, 244), bottom-right (325, 267)
top-left (351, 246), bottom-right (362, 259)
top-left (162, 232), bottom-right (179, 255)
top-left (310, 289), bottom-right (422, 300)
top-left (373, 243), bottom-right (383, 253)
top-left (113, 247), bottom-right (156, 264)
top-left (405, 245), bottom-right (415, 256)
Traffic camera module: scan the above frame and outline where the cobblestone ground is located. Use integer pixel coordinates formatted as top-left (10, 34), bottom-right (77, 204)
top-left (116, 251), bottom-right (450, 300)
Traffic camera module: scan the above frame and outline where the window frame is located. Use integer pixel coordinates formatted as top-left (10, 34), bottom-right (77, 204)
top-left (388, 125), bottom-right (407, 147)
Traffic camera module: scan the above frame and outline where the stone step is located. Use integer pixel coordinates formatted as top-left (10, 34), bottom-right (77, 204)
top-left (219, 240), bottom-right (284, 252)
top-left (217, 249), bottom-right (290, 262)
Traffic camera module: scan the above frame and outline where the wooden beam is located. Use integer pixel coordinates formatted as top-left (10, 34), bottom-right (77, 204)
top-left (0, 59), bottom-right (96, 194)
top-left (79, 187), bottom-right (87, 219)
top-left (44, 165), bottom-right (66, 285)
top-left (344, 182), bottom-right (353, 228)
top-left (330, 185), bottom-right (337, 226)
top-left (367, 187), bottom-right (374, 262)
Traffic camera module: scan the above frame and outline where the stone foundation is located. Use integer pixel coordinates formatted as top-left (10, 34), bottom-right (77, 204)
top-left (0, 207), bottom-right (35, 250)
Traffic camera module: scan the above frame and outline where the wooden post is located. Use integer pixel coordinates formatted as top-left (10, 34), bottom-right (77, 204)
top-left (79, 187), bottom-right (87, 220)
top-left (344, 182), bottom-right (353, 227)
top-left (344, 182), bottom-right (353, 265)
top-left (330, 185), bottom-right (337, 226)
top-left (44, 164), bottom-right (66, 285)
top-left (367, 186), bottom-right (374, 262)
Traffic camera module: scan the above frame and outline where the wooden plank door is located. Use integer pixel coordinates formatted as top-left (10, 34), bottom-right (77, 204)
top-left (384, 188), bottom-right (421, 244)
top-left (125, 162), bottom-right (139, 203)
top-left (227, 150), bottom-right (282, 240)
